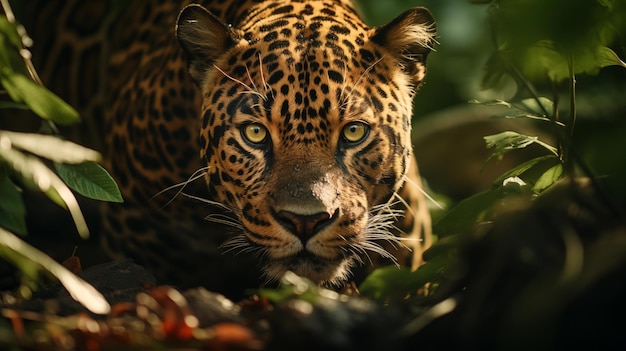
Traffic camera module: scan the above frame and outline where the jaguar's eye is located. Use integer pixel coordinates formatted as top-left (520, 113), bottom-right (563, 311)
top-left (341, 121), bottom-right (369, 144)
top-left (242, 123), bottom-right (268, 144)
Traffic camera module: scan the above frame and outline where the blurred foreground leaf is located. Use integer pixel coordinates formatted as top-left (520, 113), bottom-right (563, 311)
top-left (0, 144), bottom-right (89, 238)
top-left (0, 71), bottom-right (80, 125)
top-left (0, 175), bottom-right (26, 235)
top-left (0, 130), bottom-right (100, 164)
top-left (0, 227), bottom-right (110, 314)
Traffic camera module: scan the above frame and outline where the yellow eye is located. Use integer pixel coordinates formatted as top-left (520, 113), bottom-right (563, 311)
top-left (243, 123), bottom-right (268, 144)
top-left (342, 122), bottom-right (369, 143)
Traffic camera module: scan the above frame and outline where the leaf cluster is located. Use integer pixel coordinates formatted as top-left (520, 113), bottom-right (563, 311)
top-left (0, 6), bottom-right (122, 314)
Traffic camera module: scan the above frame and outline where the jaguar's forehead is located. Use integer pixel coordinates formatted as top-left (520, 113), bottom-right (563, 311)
top-left (204, 2), bottom-right (410, 147)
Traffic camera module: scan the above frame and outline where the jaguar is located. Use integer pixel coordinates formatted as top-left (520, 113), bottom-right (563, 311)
top-left (26, 0), bottom-right (436, 295)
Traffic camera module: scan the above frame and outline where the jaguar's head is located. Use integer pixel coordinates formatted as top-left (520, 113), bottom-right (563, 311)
top-left (176, 2), bottom-right (435, 284)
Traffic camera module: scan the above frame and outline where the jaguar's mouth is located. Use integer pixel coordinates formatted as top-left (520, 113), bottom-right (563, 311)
top-left (264, 250), bottom-right (355, 284)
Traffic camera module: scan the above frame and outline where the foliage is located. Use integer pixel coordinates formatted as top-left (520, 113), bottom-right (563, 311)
top-left (0, 2), bottom-right (121, 314)
top-left (359, 0), bottom-right (626, 321)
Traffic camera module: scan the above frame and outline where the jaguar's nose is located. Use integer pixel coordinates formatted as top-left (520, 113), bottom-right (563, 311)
top-left (273, 209), bottom-right (338, 243)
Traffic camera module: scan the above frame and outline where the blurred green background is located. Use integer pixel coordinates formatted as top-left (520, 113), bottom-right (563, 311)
top-left (357, 0), bottom-right (626, 203)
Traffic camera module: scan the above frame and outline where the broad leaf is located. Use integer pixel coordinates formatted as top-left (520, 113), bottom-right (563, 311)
top-left (0, 71), bottom-right (80, 125)
top-left (493, 155), bottom-right (561, 187)
top-left (0, 175), bottom-right (26, 236)
top-left (55, 162), bottom-right (123, 203)
top-left (518, 97), bottom-right (554, 117)
top-left (0, 146), bottom-right (89, 238)
top-left (0, 131), bottom-right (100, 164)
top-left (484, 131), bottom-right (558, 163)
top-left (532, 164), bottom-right (564, 193)
top-left (0, 227), bottom-right (110, 314)
top-left (596, 46), bottom-right (626, 69)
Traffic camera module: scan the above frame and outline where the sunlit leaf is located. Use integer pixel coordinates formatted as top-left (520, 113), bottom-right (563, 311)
top-left (0, 145), bottom-right (89, 238)
top-left (0, 71), bottom-right (80, 125)
top-left (596, 46), bottom-right (626, 69)
top-left (493, 155), bottom-right (561, 186)
top-left (0, 131), bottom-right (100, 164)
top-left (469, 99), bottom-right (512, 108)
top-left (55, 162), bottom-right (123, 203)
top-left (484, 131), bottom-right (558, 163)
top-left (0, 175), bottom-right (26, 236)
top-left (0, 227), bottom-right (110, 314)
top-left (0, 16), bottom-right (21, 48)
top-left (518, 97), bottom-right (554, 117)
top-left (532, 164), bottom-right (564, 193)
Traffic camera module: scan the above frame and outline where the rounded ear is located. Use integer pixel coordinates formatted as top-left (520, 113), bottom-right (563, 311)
top-left (371, 7), bottom-right (436, 86)
top-left (176, 4), bottom-right (241, 86)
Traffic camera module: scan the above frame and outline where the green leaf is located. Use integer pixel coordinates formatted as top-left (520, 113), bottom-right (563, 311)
top-left (434, 183), bottom-right (532, 237)
top-left (493, 155), bottom-right (561, 186)
top-left (0, 131), bottom-right (100, 164)
top-left (0, 16), bottom-right (22, 48)
top-left (360, 258), bottom-right (445, 302)
top-left (518, 97), bottom-right (554, 117)
top-left (596, 46), bottom-right (626, 69)
top-left (0, 145), bottom-right (89, 238)
top-left (0, 175), bottom-right (27, 236)
top-left (0, 71), bottom-right (80, 125)
top-left (532, 164), bottom-right (564, 193)
top-left (0, 101), bottom-right (29, 110)
top-left (55, 162), bottom-right (123, 203)
top-left (484, 131), bottom-right (558, 163)
top-left (0, 227), bottom-right (110, 314)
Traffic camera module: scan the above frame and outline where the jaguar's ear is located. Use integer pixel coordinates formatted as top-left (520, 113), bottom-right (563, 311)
top-left (176, 4), bottom-right (241, 86)
top-left (371, 7), bottom-right (436, 87)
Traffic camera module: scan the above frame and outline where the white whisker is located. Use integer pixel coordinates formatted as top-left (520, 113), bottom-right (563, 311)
top-left (214, 64), bottom-right (267, 101)
top-left (181, 192), bottom-right (232, 212)
top-left (402, 174), bottom-right (444, 210)
top-left (151, 166), bottom-right (209, 207)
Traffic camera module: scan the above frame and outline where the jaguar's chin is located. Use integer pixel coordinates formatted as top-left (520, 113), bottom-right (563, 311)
top-left (263, 251), bottom-right (355, 285)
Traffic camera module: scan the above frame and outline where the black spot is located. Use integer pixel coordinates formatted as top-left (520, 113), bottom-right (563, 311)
top-left (267, 71), bottom-right (285, 85)
top-left (269, 40), bottom-right (290, 51)
top-left (327, 70), bottom-right (343, 84)
top-left (211, 89), bottom-right (223, 104)
top-left (371, 96), bottom-right (383, 112)
top-left (309, 88), bottom-right (318, 102)
top-left (330, 25), bottom-right (350, 35)
top-left (241, 48), bottom-right (257, 60)
top-left (272, 5), bottom-right (294, 15)
top-left (264, 31), bottom-right (278, 42)
top-left (259, 19), bottom-right (290, 32)
top-left (280, 84), bottom-right (289, 95)
top-left (359, 48), bottom-right (375, 62)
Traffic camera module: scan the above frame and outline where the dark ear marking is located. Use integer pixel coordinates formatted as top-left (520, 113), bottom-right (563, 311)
top-left (176, 4), bottom-right (242, 86)
top-left (371, 7), bottom-right (436, 86)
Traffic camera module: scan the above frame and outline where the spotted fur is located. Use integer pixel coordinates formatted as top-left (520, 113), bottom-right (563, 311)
top-left (31, 0), bottom-right (436, 294)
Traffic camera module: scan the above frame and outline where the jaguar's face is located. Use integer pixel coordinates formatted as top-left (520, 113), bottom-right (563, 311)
top-left (176, 2), bottom-right (435, 284)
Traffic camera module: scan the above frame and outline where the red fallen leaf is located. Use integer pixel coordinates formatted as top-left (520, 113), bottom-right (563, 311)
top-left (61, 247), bottom-right (82, 275)
top-left (140, 286), bottom-right (199, 340)
top-left (204, 323), bottom-right (264, 351)
top-left (110, 302), bottom-right (136, 317)
top-left (3, 309), bottom-right (24, 337)
top-left (73, 313), bottom-right (109, 351)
